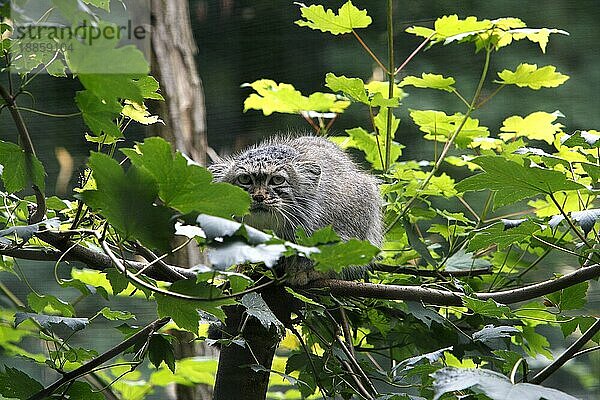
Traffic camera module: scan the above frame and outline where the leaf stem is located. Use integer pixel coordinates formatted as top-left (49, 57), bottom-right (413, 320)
top-left (386, 47), bottom-right (492, 233)
top-left (394, 32), bottom-right (434, 75)
top-left (384, 0), bottom-right (394, 171)
top-left (351, 30), bottom-right (389, 74)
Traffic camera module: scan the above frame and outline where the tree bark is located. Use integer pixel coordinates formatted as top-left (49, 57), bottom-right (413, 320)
top-left (212, 306), bottom-right (280, 400)
top-left (150, 1), bottom-right (210, 399)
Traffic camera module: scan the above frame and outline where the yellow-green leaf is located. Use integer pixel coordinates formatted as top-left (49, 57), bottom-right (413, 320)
top-left (242, 79), bottom-right (349, 115)
top-left (406, 15), bottom-right (492, 44)
top-left (499, 111), bottom-right (564, 144)
top-left (295, 1), bottom-right (372, 35)
top-left (496, 63), bottom-right (569, 89)
top-left (509, 27), bottom-right (569, 53)
top-left (409, 109), bottom-right (489, 148)
top-left (399, 73), bottom-right (456, 92)
top-left (121, 101), bottom-right (164, 125)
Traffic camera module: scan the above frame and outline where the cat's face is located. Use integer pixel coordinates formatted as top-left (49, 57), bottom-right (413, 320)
top-left (208, 144), bottom-right (321, 238)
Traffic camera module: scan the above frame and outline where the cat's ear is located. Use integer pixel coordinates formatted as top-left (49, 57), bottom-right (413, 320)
top-left (207, 160), bottom-right (230, 181)
top-left (297, 161), bottom-right (321, 186)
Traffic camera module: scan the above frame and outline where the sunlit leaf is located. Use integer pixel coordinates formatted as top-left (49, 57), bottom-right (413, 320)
top-left (295, 1), bottom-right (372, 35)
top-left (409, 109), bottom-right (489, 148)
top-left (122, 137), bottom-right (250, 217)
top-left (399, 73), bottom-right (456, 92)
top-left (496, 63), bottom-right (569, 89)
top-left (243, 79), bottom-right (349, 115)
top-left (499, 111), bottom-right (563, 144)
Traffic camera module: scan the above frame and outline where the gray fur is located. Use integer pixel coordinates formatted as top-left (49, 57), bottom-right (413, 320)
top-left (209, 135), bottom-right (382, 284)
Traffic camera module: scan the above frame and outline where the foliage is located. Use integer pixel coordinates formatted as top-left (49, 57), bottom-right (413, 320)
top-left (0, 1), bottom-right (598, 400)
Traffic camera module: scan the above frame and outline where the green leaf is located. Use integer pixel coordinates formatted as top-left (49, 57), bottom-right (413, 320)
top-left (240, 293), bottom-right (284, 333)
top-left (546, 282), bottom-right (588, 311)
top-left (243, 79), bottom-right (349, 115)
top-left (64, 381), bottom-right (106, 400)
top-left (76, 90), bottom-right (122, 138)
top-left (334, 126), bottom-right (403, 170)
top-left (121, 137), bottom-right (250, 217)
top-left (148, 334), bottom-right (176, 373)
top-left (521, 325), bottom-right (552, 359)
top-left (312, 239), bottom-right (379, 274)
top-left (571, 209), bottom-right (600, 236)
top-left (295, 226), bottom-right (340, 246)
top-left (325, 73), bottom-right (368, 103)
top-left (496, 63), bottom-right (569, 89)
top-left (409, 109), bottom-right (489, 148)
top-left (66, 24), bottom-right (148, 102)
top-left (399, 73), bottom-right (456, 92)
top-left (463, 298), bottom-right (512, 318)
top-left (295, 1), bottom-right (372, 35)
top-left (456, 156), bottom-right (585, 209)
top-left (561, 130), bottom-right (600, 148)
top-left (499, 111), bottom-right (563, 144)
top-left (431, 367), bottom-right (578, 400)
top-left (444, 250), bottom-right (491, 272)
top-left (406, 15), bottom-right (492, 44)
top-left (27, 293), bottom-right (75, 317)
top-left (0, 140), bottom-right (46, 193)
top-left (81, 152), bottom-right (175, 251)
top-left (99, 307), bottom-right (135, 321)
top-left (467, 220), bottom-right (541, 252)
top-left (155, 279), bottom-right (235, 332)
top-left (134, 76), bottom-right (164, 100)
top-left (0, 366), bottom-right (43, 399)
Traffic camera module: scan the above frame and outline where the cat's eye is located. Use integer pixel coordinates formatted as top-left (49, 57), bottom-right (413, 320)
top-left (236, 174), bottom-right (252, 185)
top-left (270, 175), bottom-right (286, 185)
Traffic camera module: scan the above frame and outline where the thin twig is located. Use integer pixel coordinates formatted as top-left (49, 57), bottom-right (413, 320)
top-left (530, 318), bottom-right (600, 384)
top-left (27, 317), bottom-right (170, 400)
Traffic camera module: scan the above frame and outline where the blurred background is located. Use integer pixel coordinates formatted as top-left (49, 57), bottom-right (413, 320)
top-left (0, 0), bottom-right (598, 398)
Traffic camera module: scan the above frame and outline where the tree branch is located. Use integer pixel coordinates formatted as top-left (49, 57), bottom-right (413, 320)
top-left (529, 318), bottom-right (600, 384)
top-left (28, 317), bottom-right (170, 400)
top-left (6, 231), bottom-right (599, 307)
top-left (374, 263), bottom-right (492, 277)
top-left (310, 262), bottom-right (600, 306)
top-left (0, 82), bottom-right (46, 223)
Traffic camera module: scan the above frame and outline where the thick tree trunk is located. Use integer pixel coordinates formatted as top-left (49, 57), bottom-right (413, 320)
top-left (212, 306), bottom-right (280, 400)
top-left (150, 2), bottom-right (211, 399)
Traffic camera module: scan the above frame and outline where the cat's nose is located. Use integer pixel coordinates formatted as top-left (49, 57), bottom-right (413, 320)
top-left (253, 193), bottom-right (266, 202)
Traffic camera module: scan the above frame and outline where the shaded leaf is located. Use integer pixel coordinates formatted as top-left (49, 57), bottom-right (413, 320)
top-left (241, 292), bottom-right (285, 334)
top-left (467, 220), bottom-right (540, 251)
top-left (75, 90), bottom-right (122, 138)
top-left (445, 250), bottom-right (491, 271)
top-left (0, 366), bottom-right (43, 399)
top-left (472, 325), bottom-right (519, 344)
top-left (546, 282), bottom-right (588, 311)
top-left (463, 298), bottom-right (512, 318)
top-left (149, 334), bottom-right (176, 373)
top-left (0, 140), bottom-right (46, 193)
top-left (15, 312), bottom-right (89, 332)
top-left (456, 156), bottom-right (585, 209)
top-left (155, 279), bottom-right (235, 332)
top-left (561, 130), bottom-right (600, 148)
top-left (432, 367), bottom-right (578, 400)
top-left (64, 381), bottom-right (105, 400)
top-left (312, 238), bottom-right (379, 274)
top-left (295, 226), bottom-right (340, 246)
top-left (27, 293), bottom-right (75, 317)
top-left (81, 152), bottom-right (175, 251)
top-left (392, 346), bottom-right (453, 374)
